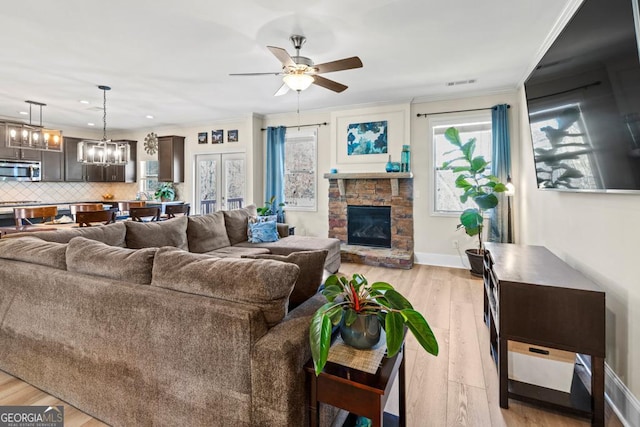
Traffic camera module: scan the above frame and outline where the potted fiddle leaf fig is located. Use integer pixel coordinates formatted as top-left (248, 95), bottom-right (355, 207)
top-left (441, 127), bottom-right (507, 275)
top-left (310, 273), bottom-right (438, 376)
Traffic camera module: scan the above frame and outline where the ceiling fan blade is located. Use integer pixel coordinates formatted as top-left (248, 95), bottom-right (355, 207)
top-left (229, 72), bottom-right (282, 76)
top-left (267, 46), bottom-right (296, 68)
top-left (274, 83), bottom-right (290, 97)
top-left (314, 56), bottom-right (363, 74)
top-left (312, 75), bottom-right (348, 93)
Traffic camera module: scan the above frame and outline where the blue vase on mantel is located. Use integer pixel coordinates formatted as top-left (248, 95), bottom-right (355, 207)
top-left (385, 155), bottom-right (394, 172)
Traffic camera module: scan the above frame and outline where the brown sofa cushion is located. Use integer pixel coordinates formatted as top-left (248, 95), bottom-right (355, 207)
top-left (66, 237), bottom-right (157, 285)
top-left (243, 250), bottom-right (328, 307)
top-left (223, 204), bottom-right (257, 245)
top-left (187, 211), bottom-right (231, 253)
top-left (0, 237), bottom-right (67, 270)
top-left (125, 216), bottom-right (188, 250)
top-left (5, 222), bottom-right (127, 247)
top-left (151, 247), bottom-right (299, 327)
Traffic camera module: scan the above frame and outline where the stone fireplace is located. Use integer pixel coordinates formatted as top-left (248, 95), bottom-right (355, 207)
top-left (325, 172), bottom-right (414, 269)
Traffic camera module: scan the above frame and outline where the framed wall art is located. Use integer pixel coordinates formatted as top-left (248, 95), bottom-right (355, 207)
top-left (212, 129), bottom-right (224, 144)
top-left (198, 132), bottom-right (208, 144)
top-left (228, 129), bottom-right (238, 142)
top-left (347, 121), bottom-right (388, 155)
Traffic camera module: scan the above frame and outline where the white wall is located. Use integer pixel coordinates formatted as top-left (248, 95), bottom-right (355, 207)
top-left (517, 88), bottom-right (640, 400)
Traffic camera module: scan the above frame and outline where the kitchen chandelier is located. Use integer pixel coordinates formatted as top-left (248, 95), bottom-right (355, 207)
top-left (77, 85), bottom-right (129, 167)
top-left (5, 100), bottom-right (63, 152)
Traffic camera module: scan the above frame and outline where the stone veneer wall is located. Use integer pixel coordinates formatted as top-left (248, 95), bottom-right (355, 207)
top-left (328, 177), bottom-right (414, 268)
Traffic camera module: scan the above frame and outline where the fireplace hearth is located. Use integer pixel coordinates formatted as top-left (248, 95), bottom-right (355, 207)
top-left (348, 206), bottom-right (391, 248)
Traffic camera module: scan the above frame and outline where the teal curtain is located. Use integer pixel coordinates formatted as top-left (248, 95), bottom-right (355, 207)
top-left (266, 126), bottom-right (286, 222)
top-left (489, 104), bottom-right (511, 243)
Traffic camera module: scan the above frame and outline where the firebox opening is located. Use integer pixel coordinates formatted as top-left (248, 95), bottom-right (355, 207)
top-left (347, 205), bottom-right (391, 248)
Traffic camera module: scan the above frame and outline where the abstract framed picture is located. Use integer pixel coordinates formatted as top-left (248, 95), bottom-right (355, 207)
top-left (197, 132), bottom-right (208, 144)
top-left (228, 129), bottom-right (238, 142)
top-left (347, 121), bottom-right (388, 155)
top-left (212, 129), bottom-right (224, 144)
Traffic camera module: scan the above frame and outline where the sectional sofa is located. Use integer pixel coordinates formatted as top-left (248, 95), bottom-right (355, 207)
top-left (0, 206), bottom-right (345, 426)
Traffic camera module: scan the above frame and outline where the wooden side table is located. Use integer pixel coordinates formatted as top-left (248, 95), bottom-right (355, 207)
top-left (305, 346), bottom-right (406, 427)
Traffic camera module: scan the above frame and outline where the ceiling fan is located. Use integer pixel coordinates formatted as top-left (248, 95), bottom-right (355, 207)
top-left (230, 35), bottom-right (363, 96)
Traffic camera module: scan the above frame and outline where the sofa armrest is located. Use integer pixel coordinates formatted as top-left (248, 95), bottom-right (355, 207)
top-left (251, 293), bottom-right (325, 426)
top-left (277, 223), bottom-right (290, 238)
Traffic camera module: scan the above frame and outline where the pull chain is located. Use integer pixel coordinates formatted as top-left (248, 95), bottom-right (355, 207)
top-left (297, 91), bottom-right (301, 131)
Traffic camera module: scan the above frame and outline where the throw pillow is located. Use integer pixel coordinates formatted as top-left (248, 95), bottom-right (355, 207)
top-left (248, 219), bottom-right (279, 243)
top-left (187, 211), bottom-right (231, 253)
top-left (125, 216), bottom-right (188, 250)
top-left (66, 236), bottom-right (157, 285)
top-left (243, 250), bottom-right (328, 307)
top-left (151, 247), bottom-right (299, 327)
top-left (247, 215), bottom-right (277, 242)
top-left (0, 237), bottom-right (67, 270)
top-left (222, 204), bottom-right (257, 245)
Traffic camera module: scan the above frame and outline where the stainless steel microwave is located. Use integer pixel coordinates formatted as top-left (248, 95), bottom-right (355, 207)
top-left (0, 160), bottom-right (41, 181)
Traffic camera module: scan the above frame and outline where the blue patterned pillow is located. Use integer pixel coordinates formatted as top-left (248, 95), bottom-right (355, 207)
top-left (248, 218), bottom-right (279, 243)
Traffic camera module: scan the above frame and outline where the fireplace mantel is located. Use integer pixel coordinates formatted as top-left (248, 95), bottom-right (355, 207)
top-left (323, 172), bottom-right (413, 197)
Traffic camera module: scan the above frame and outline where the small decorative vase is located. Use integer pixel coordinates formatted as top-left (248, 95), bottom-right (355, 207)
top-left (340, 313), bottom-right (381, 349)
top-left (385, 155), bottom-right (394, 173)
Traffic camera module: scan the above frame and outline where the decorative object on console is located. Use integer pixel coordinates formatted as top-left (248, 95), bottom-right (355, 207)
top-left (309, 273), bottom-right (438, 375)
top-left (347, 121), bottom-right (388, 155)
top-left (197, 132), bottom-right (208, 144)
top-left (441, 127), bottom-right (507, 276)
top-left (5, 100), bottom-right (62, 152)
top-left (212, 129), bottom-right (223, 144)
top-left (77, 85), bottom-right (130, 166)
top-left (144, 132), bottom-right (159, 154)
top-left (228, 129), bottom-right (238, 142)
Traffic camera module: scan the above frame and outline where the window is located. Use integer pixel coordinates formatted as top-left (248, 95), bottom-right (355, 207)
top-left (431, 113), bottom-right (492, 215)
top-left (284, 129), bottom-right (317, 211)
top-left (140, 160), bottom-right (160, 196)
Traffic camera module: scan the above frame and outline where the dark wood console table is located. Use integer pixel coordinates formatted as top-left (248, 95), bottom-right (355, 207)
top-left (483, 243), bottom-right (605, 426)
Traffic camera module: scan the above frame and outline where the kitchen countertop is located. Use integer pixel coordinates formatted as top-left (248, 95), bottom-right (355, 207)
top-left (0, 200), bottom-right (185, 215)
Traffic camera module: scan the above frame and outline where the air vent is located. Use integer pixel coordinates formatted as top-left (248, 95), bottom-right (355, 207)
top-left (446, 79), bottom-right (477, 87)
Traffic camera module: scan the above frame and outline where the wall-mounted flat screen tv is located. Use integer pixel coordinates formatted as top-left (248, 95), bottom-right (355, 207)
top-left (524, 0), bottom-right (640, 191)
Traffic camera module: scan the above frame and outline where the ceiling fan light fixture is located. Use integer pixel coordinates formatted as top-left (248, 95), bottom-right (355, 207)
top-left (283, 73), bottom-right (314, 92)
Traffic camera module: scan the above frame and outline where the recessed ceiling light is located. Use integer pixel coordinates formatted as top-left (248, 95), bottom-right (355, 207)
top-left (87, 122), bottom-right (95, 126)
top-left (145, 115), bottom-right (154, 119)
top-left (19, 111), bottom-right (28, 115)
top-left (79, 100), bottom-right (90, 104)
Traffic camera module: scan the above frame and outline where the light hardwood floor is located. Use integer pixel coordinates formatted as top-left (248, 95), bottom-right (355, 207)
top-left (0, 263), bottom-right (623, 426)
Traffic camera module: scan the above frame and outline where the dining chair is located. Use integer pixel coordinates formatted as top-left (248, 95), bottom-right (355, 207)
top-left (117, 201), bottom-right (146, 216)
top-left (14, 206), bottom-right (58, 226)
top-left (69, 203), bottom-right (104, 220)
top-left (164, 203), bottom-right (190, 219)
top-left (76, 208), bottom-right (118, 227)
top-left (130, 206), bottom-right (161, 222)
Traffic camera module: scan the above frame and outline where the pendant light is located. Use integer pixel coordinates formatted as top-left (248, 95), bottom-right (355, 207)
top-left (77, 85), bottom-right (129, 167)
top-left (5, 100), bottom-right (62, 152)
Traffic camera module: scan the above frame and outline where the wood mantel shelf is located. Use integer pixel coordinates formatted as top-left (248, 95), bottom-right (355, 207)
top-left (323, 172), bottom-right (413, 196)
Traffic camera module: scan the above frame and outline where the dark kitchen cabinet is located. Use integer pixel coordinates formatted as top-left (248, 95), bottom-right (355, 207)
top-left (64, 136), bottom-right (84, 181)
top-left (41, 150), bottom-right (64, 181)
top-left (20, 149), bottom-right (42, 161)
top-left (158, 135), bottom-right (184, 183)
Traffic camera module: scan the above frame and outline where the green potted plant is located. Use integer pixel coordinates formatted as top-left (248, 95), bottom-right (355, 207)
top-left (154, 182), bottom-right (176, 202)
top-left (441, 127), bottom-right (507, 275)
top-left (257, 195), bottom-right (285, 222)
top-left (310, 273), bottom-right (438, 376)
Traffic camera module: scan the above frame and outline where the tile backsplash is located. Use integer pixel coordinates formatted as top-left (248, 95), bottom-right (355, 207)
top-left (0, 181), bottom-right (138, 203)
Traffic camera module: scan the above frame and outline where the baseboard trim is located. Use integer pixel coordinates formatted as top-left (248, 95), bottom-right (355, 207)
top-left (413, 252), bottom-right (467, 269)
top-left (576, 355), bottom-right (640, 427)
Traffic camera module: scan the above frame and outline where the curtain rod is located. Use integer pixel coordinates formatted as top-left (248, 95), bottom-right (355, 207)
top-left (416, 105), bottom-right (510, 118)
top-left (260, 122), bottom-right (329, 131)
